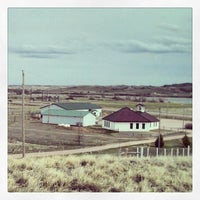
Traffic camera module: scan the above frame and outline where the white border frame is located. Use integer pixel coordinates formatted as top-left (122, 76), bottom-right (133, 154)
top-left (1, 1), bottom-right (200, 199)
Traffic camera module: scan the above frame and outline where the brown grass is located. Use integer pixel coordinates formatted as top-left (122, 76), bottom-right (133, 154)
top-left (8, 154), bottom-right (192, 192)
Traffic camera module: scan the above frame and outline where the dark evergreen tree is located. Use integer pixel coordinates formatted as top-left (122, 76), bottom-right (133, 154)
top-left (155, 134), bottom-right (164, 148)
top-left (182, 134), bottom-right (191, 147)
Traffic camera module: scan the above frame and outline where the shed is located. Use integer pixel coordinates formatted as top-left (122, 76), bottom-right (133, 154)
top-left (42, 109), bottom-right (97, 127)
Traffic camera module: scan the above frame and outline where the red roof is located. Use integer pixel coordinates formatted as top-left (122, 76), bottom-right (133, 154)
top-left (103, 107), bottom-right (159, 122)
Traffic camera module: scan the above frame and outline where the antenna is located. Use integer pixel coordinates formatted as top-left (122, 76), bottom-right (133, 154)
top-left (22, 70), bottom-right (25, 158)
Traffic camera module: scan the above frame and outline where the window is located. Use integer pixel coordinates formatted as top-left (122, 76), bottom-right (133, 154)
top-left (130, 123), bottom-right (133, 129)
top-left (104, 120), bottom-right (110, 128)
top-left (142, 123), bottom-right (145, 129)
top-left (136, 123), bottom-right (139, 129)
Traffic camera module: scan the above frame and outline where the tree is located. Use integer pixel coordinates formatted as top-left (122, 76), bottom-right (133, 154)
top-left (182, 134), bottom-right (191, 147)
top-left (185, 123), bottom-right (192, 130)
top-left (155, 134), bottom-right (164, 148)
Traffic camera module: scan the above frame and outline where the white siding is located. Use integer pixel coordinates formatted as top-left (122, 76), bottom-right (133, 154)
top-left (42, 113), bottom-right (96, 127)
top-left (102, 120), bottom-right (159, 132)
top-left (82, 113), bottom-right (97, 126)
top-left (149, 122), bottom-right (159, 130)
top-left (93, 109), bottom-right (102, 118)
top-left (42, 115), bottom-right (83, 126)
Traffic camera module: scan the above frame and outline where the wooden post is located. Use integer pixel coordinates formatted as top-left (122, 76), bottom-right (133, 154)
top-left (140, 147), bottom-right (144, 158)
top-left (182, 148), bottom-right (185, 156)
top-left (176, 148), bottom-right (179, 156)
top-left (187, 146), bottom-right (190, 157)
top-left (171, 148), bottom-right (174, 157)
top-left (147, 147), bottom-right (150, 157)
top-left (158, 107), bottom-right (161, 148)
top-left (137, 147), bottom-right (139, 158)
top-left (125, 148), bottom-right (129, 157)
top-left (118, 148), bottom-right (121, 157)
top-left (22, 70), bottom-right (25, 158)
top-left (164, 148), bottom-right (167, 156)
top-left (156, 148), bottom-right (159, 157)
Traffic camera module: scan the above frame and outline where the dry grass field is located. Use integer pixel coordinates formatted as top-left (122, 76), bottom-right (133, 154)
top-left (8, 154), bottom-right (192, 192)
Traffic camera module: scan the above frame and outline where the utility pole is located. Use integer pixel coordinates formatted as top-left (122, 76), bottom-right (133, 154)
top-left (158, 107), bottom-right (161, 148)
top-left (182, 105), bottom-right (185, 131)
top-left (22, 70), bottom-right (25, 158)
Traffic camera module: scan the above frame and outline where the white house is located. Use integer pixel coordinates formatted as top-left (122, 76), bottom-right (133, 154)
top-left (40, 102), bottom-right (102, 127)
top-left (102, 104), bottom-right (159, 132)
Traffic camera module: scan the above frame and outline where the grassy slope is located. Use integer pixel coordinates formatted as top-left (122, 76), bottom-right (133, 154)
top-left (8, 154), bottom-right (192, 192)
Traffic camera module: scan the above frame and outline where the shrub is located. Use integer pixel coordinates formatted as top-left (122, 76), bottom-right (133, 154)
top-left (182, 134), bottom-right (191, 147)
top-left (155, 134), bottom-right (164, 148)
top-left (185, 123), bottom-right (192, 130)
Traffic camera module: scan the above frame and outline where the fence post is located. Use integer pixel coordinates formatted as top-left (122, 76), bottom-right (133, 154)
top-left (125, 148), bottom-right (129, 157)
top-left (164, 149), bottom-right (167, 156)
top-left (156, 148), bottom-right (159, 157)
top-left (182, 148), bottom-right (185, 156)
top-left (140, 147), bottom-right (144, 158)
top-left (137, 147), bottom-right (139, 158)
top-left (118, 148), bottom-right (121, 157)
top-left (171, 148), bottom-right (174, 157)
top-left (147, 147), bottom-right (150, 157)
top-left (176, 148), bottom-right (179, 156)
top-left (187, 146), bottom-right (190, 157)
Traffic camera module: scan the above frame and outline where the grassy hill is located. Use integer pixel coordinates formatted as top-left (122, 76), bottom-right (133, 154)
top-left (8, 154), bottom-right (192, 192)
top-left (8, 82), bottom-right (192, 98)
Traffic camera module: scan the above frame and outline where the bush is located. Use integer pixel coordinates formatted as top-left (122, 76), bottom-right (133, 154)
top-left (185, 123), bottom-right (192, 130)
top-left (155, 134), bottom-right (164, 148)
top-left (182, 134), bottom-right (191, 147)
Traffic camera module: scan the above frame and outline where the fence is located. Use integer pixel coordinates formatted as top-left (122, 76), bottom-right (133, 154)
top-left (119, 146), bottom-right (192, 158)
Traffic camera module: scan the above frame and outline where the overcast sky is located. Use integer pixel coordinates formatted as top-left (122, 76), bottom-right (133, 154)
top-left (8, 8), bottom-right (192, 86)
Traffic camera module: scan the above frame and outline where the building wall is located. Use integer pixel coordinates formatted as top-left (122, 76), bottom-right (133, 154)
top-left (92, 108), bottom-right (102, 118)
top-left (82, 113), bottom-right (97, 126)
top-left (149, 122), bottom-right (159, 130)
top-left (102, 120), bottom-right (159, 132)
top-left (42, 113), bottom-right (96, 127)
top-left (42, 115), bottom-right (83, 126)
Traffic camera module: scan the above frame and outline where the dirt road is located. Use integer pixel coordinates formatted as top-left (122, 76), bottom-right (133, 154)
top-left (160, 118), bottom-right (192, 130)
top-left (10, 133), bottom-right (192, 159)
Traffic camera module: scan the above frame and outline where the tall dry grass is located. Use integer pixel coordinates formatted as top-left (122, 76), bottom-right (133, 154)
top-left (8, 154), bottom-right (192, 192)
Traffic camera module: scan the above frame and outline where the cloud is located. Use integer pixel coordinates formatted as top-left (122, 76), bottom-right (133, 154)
top-left (9, 45), bottom-right (76, 59)
top-left (154, 36), bottom-right (191, 46)
top-left (111, 36), bottom-right (191, 54)
top-left (158, 23), bottom-right (179, 32)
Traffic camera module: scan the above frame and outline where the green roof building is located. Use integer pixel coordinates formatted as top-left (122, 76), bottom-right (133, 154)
top-left (40, 102), bottom-right (102, 126)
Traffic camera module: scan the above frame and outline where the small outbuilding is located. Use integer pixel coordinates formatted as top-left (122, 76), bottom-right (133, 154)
top-left (40, 102), bottom-right (102, 127)
top-left (102, 104), bottom-right (159, 132)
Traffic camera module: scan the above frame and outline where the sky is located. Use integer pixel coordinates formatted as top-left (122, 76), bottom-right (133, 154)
top-left (8, 8), bottom-right (192, 86)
